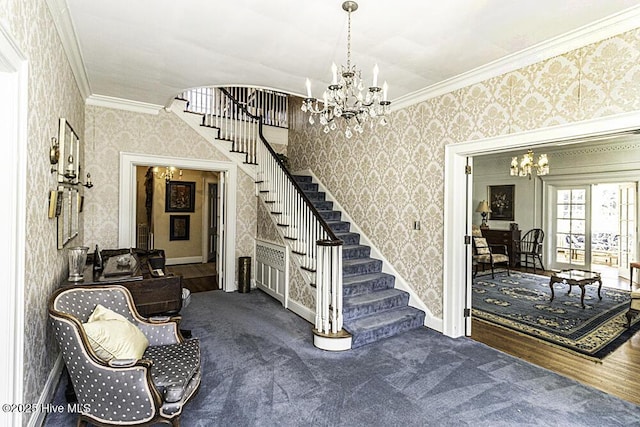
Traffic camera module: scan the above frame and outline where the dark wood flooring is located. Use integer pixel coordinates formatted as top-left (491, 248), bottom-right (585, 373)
top-left (167, 262), bottom-right (218, 293)
top-left (472, 265), bottom-right (640, 406)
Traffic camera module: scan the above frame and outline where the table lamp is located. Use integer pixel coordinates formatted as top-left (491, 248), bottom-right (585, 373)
top-left (476, 200), bottom-right (492, 229)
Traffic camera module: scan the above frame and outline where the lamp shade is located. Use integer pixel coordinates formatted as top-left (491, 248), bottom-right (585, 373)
top-left (476, 200), bottom-right (492, 213)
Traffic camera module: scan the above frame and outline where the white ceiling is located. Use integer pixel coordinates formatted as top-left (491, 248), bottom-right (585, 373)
top-left (60, 0), bottom-right (640, 107)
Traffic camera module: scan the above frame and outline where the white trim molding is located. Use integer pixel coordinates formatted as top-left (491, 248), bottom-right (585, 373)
top-left (392, 5), bottom-right (640, 110)
top-left (443, 110), bottom-right (640, 338)
top-left (0, 22), bottom-right (27, 427)
top-left (87, 94), bottom-right (163, 115)
top-left (118, 152), bottom-right (238, 291)
top-left (45, 0), bottom-right (91, 99)
top-left (27, 356), bottom-right (64, 427)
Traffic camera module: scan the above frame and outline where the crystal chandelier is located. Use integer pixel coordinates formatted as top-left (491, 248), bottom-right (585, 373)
top-left (510, 149), bottom-right (549, 179)
top-left (301, 1), bottom-right (391, 139)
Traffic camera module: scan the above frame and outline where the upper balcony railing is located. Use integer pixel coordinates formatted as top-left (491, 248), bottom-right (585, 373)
top-left (181, 86), bottom-right (288, 129)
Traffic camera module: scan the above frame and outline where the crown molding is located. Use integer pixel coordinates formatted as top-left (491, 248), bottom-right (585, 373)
top-left (391, 5), bottom-right (640, 111)
top-left (86, 94), bottom-right (163, 115)
top-left (45, 0), bottom-right (91, 100)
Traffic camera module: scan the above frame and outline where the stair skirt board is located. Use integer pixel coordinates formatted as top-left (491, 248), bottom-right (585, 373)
top-left (294, 175), bottom-right (426, 350)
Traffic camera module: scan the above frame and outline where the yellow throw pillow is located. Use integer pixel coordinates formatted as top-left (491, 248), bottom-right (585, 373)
top-left (83, 304), bottom-right (149, 361)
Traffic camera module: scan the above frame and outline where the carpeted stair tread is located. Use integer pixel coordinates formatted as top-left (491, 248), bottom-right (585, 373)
top-left (342, 244), bottom-right (371, 259)
top-left (318, 209), bottom-right (341, 221)
top-left (344, 306), bottom-right (425, 348)
top-left (343, 257), bottom-right (382, 276)
top-left (335, 231), bottom-right (360, 245)
top-left (343, 272), bottom-right (396, 295)
top-left (293, 175), bottom-right (312, 183)
top-left (326, 220), bottom-right (351, 233)
top-left (343, 289), bottom-right (410, 321)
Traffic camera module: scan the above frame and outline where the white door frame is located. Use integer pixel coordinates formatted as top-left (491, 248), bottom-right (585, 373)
top-left (444, 110), bottom-right (640, 338)
top-left (202, 176), bottom-right (218, 263)
top-left (0, 23), bottom-right (27, 427)
top-left (119, 153), bottom-right (238, 291)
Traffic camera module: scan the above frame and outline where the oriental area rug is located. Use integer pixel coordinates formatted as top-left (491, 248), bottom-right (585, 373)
top-left (472, 271), bottom-right (639, 360)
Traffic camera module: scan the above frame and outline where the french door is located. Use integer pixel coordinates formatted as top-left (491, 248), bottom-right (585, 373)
top-left (550, 186), bottom-right (591, 271)
top-left (618, 183), bottom-right (637, 279)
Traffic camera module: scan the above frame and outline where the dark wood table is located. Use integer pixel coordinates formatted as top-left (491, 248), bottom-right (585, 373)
top-left (549, 269), bottom-right (602, 309)
top-left (62, 249), bottom-right (183, 317)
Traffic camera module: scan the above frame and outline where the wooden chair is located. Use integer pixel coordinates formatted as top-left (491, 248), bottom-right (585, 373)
top-left (627, 290), bottom-right (640, 328)
top-left (515, 228), bottom-right (545, 273)
top-left (472, 236), bottom-right (510, 279)
top-left (630, 262), bottom-right (640, 291)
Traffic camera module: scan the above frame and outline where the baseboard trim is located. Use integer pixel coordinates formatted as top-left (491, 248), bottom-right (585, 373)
top-left (166, 256), bottom-right (203, 266)
top-left (27, 354), bottom-right (64, 427)
top-left (287, 298), bottom-right (315, 324)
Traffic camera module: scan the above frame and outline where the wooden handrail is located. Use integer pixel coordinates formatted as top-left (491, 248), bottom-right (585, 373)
top-left (219, 87), bottom-right (341, 244)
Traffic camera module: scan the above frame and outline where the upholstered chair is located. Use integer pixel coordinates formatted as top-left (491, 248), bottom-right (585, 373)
top-left (472, 236), bottom-right (510, 279)
top-left (49, 285), bottom-right (201, 427)
top-left (627, 291), bottom-right (640, 328)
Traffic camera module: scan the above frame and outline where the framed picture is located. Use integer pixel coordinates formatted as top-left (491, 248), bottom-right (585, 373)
top-left (166, 181), bottom-right (195, 212)
top-left (488, 185), bottom-right (515, 221)
top-left (169, 215), bottom-right (190, 241)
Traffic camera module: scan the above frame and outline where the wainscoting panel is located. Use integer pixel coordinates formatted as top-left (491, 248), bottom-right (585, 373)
top-left (256, 239), bottom-right (289, 307)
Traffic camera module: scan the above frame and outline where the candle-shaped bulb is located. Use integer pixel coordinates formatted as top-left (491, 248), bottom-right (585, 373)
top-left (331, 63), bottom-right (338, 85)
top-left (323, 91), bottom-right (328, 106)
top-left (305, 78), bottom-right (312, 98)
top-left (373, 64), bottom-right (379, 87)
top-left (383, 81), bottom-right (388, 101)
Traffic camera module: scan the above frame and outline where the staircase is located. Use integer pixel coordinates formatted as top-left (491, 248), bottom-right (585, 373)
top-left (294, 175), bottom-right (425, 348)
top-left (176, 87), bottom-right (427, 349)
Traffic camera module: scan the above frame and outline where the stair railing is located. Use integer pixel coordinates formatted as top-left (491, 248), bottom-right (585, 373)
top-left (181, 86), bottom-right (344, 335)
top-left (254, 133), bottom-right (344, 334)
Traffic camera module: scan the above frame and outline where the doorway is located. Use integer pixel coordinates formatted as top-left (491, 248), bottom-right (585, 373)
top-left (443, 112), bottom-right (640, 338)
top-left (119, 153), bottom-right (238, 292)
top-left (0, 23), bottom-right (27, 423)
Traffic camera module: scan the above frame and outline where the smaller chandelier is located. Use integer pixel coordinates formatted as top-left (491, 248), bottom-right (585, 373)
top-left (301, 1), bottom-right (390, 139)
top-left (510, 149), bottom-right (549, 179)
top-left (154, 166), bottom-right (182, 183)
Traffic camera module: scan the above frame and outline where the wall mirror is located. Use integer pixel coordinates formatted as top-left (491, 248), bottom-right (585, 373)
top-left (57, 186), bottom-right (80, 249)
top-left (56, 118), bottom-right (80, 184)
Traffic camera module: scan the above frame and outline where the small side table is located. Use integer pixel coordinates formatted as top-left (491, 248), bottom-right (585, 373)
top-left (549, 269), bottom-right (602, 309)
top-left (630, 262), bottom-right (640, 290)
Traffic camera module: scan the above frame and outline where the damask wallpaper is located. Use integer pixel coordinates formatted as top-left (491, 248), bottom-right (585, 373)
top-left (288, 28), bottom-right (640, 320)
top-left (83, 105), bottom-right (257, 267)
top-left (2, 0), bottom-right (86, 420)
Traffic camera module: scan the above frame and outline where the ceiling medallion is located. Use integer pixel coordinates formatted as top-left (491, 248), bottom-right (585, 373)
top-left (301, 1), bottom-right (390, 139)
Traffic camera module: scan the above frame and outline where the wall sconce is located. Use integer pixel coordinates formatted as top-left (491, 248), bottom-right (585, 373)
top-left (49, 137), bottom-right (60, 173)
top-left (154, 166), bottom-right (182, 183)
top-left (476, 200), bottom-right (492, 229)
top-left (50, 136), bottom-right (93, 189)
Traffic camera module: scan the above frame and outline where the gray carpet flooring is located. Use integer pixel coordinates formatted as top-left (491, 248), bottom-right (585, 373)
top-left (45, 289), bottom-right (640, 426)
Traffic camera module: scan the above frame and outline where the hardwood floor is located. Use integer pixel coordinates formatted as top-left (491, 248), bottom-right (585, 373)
top-left (167, 262), bottom-right (218, 293)
top-left (471, 266), bottom-right (640, 406)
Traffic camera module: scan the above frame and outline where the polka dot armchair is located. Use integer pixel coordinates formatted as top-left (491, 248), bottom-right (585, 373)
top-left (49, 285), bottom-right (201, 426)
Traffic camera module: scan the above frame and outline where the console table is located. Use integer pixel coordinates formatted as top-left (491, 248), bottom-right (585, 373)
top-left (481, 229), bottom-right (521, 268)
top-left (62, 249), bottom-right (183, 317)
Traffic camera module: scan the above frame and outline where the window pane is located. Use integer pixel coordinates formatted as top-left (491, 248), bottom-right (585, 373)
top-left (557, 219), bottom-right (571, 233)
top-left (557, 205), bottom-right (571, 219)
top-left (571, 220), bottom-right (585, 234)
top-left (572, 189), bottom-right (586, 203)
top-left (556, 233), bottom-right (570, 249)
top-left (556, 249), bottom-right (570, 263)
top-left (572, 205), bottom-right (585, 219)
top-left (572, 249), bottom-right (585, 265)
top-left (570, 233), bottom-right (585, 249)
top-left (558, 190), bottom-right (571, 203)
